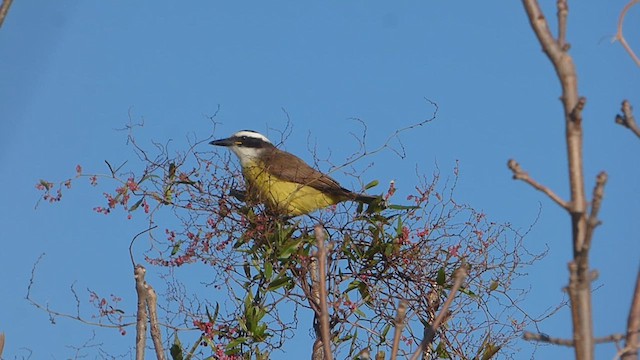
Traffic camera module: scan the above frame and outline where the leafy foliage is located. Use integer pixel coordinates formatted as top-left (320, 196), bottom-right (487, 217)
top-left (36, 127), bottom-right (543, 359)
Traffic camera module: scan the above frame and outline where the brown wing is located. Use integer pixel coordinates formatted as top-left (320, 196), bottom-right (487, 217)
top-left (260, 146), bottom-right (355, 199)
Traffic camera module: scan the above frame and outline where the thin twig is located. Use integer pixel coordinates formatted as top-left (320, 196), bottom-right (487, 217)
top-left (508, 159), bottom-right (570, 210)
top-left (616, 100), bottom-right (640, 139)
top-left (390, 300), bottom-right (408, 360)
top-left (614, 0), bottom-right (640, 67)
top-left (129, 226), bottom-right (157, 267)
top-left (0, 0), bottom-right (13, 28)
top-left (409, 266), bottom-right (468, 360)
top-left (314, 225), bottom-right (334, 360)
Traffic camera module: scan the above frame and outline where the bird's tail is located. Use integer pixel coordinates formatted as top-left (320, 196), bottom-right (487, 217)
top-left (354, 193), bottom-right (379, 204)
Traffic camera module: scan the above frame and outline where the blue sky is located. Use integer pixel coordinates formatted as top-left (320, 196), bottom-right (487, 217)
top-left (1, 1), bottom-right (638, 359)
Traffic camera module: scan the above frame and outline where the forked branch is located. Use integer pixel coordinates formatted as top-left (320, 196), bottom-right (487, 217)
top-left (616, 100), bottom-right (640, 139)
top-left (134, 265), bottom-right (165, 360)
top-left (614, 0), bottom-right (640, 67)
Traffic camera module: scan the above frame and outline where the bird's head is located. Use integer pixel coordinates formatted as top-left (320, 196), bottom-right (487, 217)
top-left (209, 130), bottom-right (273, 165)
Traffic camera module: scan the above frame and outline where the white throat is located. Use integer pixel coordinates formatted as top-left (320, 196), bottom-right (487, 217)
top-left (230, 146), bottom-right (264, 166)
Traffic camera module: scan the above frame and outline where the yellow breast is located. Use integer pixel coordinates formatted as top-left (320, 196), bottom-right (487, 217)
top-left (242, 163), bottom-right (340, 216)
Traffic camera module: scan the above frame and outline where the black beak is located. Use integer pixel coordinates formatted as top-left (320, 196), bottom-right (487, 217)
top-left (209, 137), bottom-right (235, 147)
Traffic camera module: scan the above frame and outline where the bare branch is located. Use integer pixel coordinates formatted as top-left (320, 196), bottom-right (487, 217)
top-left (410, 265), bottom-right (468, 360)
top-left (583, 171), bottom-right (607, 253)
top-left (557, 0), bottom-right (569, 50)
top-left (0, 0), bottom-right (13, 28)
top-left (508, 159), bottom-right (570, 210)
top-left (616, 100), bottom-right (640, 139)
top-left (521, 1), bottom-right (593, 357)
top-left (134, 265), bottom-right (148, 360)
top-left (523, 332), bottom-right (626, 347)
top-left (621, 268), bottom-right (640, 360)
top-left (614, 0), bottom-right (640, 67)
top-left (147, 279), bottom-right (165, 360)
top-left (523, 332), bottom-right (574, 347)
top-left (390, 300), bottom-right (408, 360)
top-left (314, 225), bottom-right (334, 360)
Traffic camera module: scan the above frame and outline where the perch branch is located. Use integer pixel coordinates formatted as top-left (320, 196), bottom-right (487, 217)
top-left (508, 159), bottom-right (569, 210)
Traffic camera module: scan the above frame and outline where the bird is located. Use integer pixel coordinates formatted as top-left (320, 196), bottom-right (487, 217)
top-left (210, 130), bottom-right (378, 216)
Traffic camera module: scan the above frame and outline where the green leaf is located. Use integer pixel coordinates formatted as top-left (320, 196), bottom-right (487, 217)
top-left (266, 276), bottom-right (291, 292)
top-left (364, 180), bottom-right (379, 190)
top-left (226, 337), bottom-right (249, 350)
top-left (436, 341), bottom-right (451, 358)
top-left (480, 343), bottom-right (502, 360)
top-left (170, 333), bottom-right (184, 360)
top-left (278, 240), bottom-right (300, 260)
top-left (396, 216), bottom-right (403, 236)
top-left (379, 323), bottom-right (392, 344)
top-left (129, 198), bottom-right (144, 212)
top-left (437, 267), bottom-right (446, 286)
top-left (205, 303), bottom-right (219, 324)
top-left (171, 242), bottom-right (182, 256)
top-left (358, 281), bottom-right (371, 304)
top-left (459, 287), bottom-right (477, 297)
top-left (138, 174), bottom-right (161, 184)
top-left (264, 261), bottom-right (273, 279)
top-left (387, 204), bottom-right (420, 210)
top-left (489, 280), bottom-right (499, 292)
top-left (346, 280), bottom-right (362, 293)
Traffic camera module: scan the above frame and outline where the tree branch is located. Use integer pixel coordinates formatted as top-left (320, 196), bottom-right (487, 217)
top-left (616, 100), bottom-right (640, 139)
top-left (557, 0), bottom-right (569, 50)
top-left (409, 265), bottom-right (468, 360)
top-left (521, 1), bottom-right (593, 358)
top-left (621, 268), bottom-right (640, 360)
top-left (508, 159), bottom-right (570, 210)
top-left (523, 331), bottom-right (625, 346)
top-left (390, 300), bottom-right (408, 360)
top-left (583, 171), bottom-right (607, 253)
top-left (314, 225), bottom-right (334, 360)
top-left (0, 0), bottom-right (13, 28)
top-left (614, 0), bottom-right (640, 67)
top-left (134, 265), bottom-right (148, 360)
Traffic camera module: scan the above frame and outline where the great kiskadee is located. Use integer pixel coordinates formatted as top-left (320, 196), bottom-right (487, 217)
top-left (210, 130), bottom-right (377, 216)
